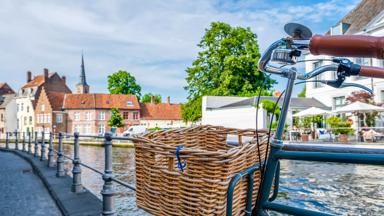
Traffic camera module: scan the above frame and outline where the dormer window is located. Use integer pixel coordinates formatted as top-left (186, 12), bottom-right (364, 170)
top-left (41, 104), bottom-right (45, 112)
top-left (127, 101), bottom-right (133, 106)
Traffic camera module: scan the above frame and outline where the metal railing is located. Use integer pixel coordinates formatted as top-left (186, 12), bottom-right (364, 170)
top-left (1, 131), bottom-right (136, 216)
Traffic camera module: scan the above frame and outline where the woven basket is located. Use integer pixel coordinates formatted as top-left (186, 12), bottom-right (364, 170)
top-left (134, 125), bottom-right (269, 216)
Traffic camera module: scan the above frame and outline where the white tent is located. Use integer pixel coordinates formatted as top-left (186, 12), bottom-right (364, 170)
top-left (334, 101), bottom-right (384, 140)
top-left (334, 101), bottom-right (384, 113)
top-left (293, 107), bottom-right (330, 117)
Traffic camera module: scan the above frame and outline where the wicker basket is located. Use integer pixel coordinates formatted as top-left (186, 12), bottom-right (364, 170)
top-left (134, 125), bottom-right (269, 216)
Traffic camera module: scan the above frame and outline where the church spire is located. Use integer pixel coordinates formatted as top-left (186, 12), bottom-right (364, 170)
top-left (79, 53), bottom-right (88, 85)
top-left (76, 53), bottom-right (90, 94)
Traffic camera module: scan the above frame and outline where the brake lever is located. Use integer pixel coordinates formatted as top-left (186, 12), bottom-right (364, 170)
top-left (339, 83), bottom-right (373, 94)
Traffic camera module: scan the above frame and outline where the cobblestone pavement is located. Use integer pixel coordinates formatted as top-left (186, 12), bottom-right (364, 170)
top-left (0, 151), bottom-right (62, 216)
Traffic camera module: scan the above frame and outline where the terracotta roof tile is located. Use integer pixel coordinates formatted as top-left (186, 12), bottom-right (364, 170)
top-left (63, 94), bottom-right (140, 110)
top-left (22, 73), bottom-right (56, 89)
top-left (336, 0), bottom-right (384, 35)
top-left (140, 103), bottom-right (182, 120)
top-left (46, 91), bottom-right (66, 111)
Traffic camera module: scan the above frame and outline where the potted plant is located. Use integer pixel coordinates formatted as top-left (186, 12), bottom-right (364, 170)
top-left (108, 108), bottom-right (125, 135)
top-left (299, 117), bottom-right (312, 142)
top-left (327, 116), bottom-right (354, 143)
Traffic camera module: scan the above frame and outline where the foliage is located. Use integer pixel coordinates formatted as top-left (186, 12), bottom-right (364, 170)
top-left (181, 97), bottom-right (202, 122)
top-left (107, 70), bottom-right (141, 98)
top-left (297, 85), bottom-right (306, 98)
top-left (270, 121), bottom-right (288, 132)
top-left (108, 108), bottom-right (124, 128)
top-left (141, 93), bottom-right (162, 104)
top-left (148, 127), bottom-right (162, 131)
top-left (182, 22), bottom-right (276, 122)
top-left (260, 100), bottom-right (280, 120)
top-left (346, 90), bottom-right (378, 127)
top-left (326, 116), bottom-right (354, 135)
top-left (299, 117), bottom-right (312, 134)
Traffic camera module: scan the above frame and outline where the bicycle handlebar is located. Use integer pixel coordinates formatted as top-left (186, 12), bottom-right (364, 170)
top-left (360, 66), bottom-right (384, 79)
top-left (309, 35), bottom-right (384, 59)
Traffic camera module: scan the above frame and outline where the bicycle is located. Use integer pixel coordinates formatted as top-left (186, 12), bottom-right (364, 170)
top-left (227, 23), bottom-right (384, 216)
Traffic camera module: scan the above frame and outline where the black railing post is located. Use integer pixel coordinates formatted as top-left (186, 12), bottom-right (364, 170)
top-left (5, 132), bottom-right (9, 149)
top-left (28, 132), bottom-right (32, 154)
top-left (34, 131), bottom-right (39, 157)
top-left (47, 132), bottom-right (54, 167)
top-left (71, 132), bottom-right (83, 193)
top-left (22, 132), bottom-right (26, 152)
top-left (101, 132), bottom-right (115, 216)
top-left (15, 132), bottom-right (19, 150)
top-left (40, 131), bottom-right (47, 161)
top-left (56, 132), bottom-right (65, 177)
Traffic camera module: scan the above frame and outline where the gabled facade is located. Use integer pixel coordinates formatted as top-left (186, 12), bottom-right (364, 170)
top-left (16, 68), bottom-right (71, 134)
top-left (63, 94), bottom-right (140, 135)
top-left (35, 87), bottom-right (67, 135)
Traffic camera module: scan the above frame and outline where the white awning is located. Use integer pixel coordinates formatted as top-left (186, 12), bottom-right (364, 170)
top-left (293, 107), bottom-right (330, 117)
top-left (334, 101), bottom-right (384, 113)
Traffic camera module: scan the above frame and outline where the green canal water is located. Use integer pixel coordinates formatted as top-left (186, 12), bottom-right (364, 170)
top-left (55, 144), bottom-right (384, 215)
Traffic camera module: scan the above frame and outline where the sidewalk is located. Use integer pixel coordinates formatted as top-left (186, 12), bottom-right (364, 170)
top-left (0, 151), bottom-right (62, 216)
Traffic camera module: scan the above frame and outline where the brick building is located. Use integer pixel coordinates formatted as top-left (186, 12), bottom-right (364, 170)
top-left (63, 94), bottom-right (140, 135)
top-left (35, 87), bottom-right (67, 135)
top-left (140, 96), bottom-right (188, 128)
top-left (16, 69), bottom-right (71, 134)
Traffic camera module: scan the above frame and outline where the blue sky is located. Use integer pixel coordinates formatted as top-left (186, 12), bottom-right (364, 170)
top-left (0, 0), bottom-right (360, 102)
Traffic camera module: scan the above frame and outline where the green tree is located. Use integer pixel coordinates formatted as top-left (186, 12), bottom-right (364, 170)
top-left (107, 70), bottom-right (141, 98)
top-left (141, 93), bottom-right (162, 104)
top-left (260, 99), bottom-right (281, 121)
top-left (182, 22), bottom-right (276, 122)
top-left (298, 85), bottom-right (306, 97)
top-left (108, 108), bottom-right (124, 128)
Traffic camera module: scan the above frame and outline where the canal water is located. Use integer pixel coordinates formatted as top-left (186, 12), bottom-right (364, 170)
top-left (56, 144), bottom-right (384, 215)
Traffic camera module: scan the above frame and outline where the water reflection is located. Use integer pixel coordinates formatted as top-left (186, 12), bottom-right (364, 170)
top-left (2, 142), bottom-right (384, 215)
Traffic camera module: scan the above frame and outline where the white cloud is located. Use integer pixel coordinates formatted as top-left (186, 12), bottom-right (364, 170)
top-left (0, 0), bottom-right (359, 102)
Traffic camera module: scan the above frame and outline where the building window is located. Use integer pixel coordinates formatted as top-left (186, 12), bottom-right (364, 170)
top-left (127, 101), bottom-right (133, 106)
top-left (99, 112), bottom-right (105, 120)
top-left (74, 112), bottom-right (80, 121)
top-left (41, 104), bottom-right (45, 112)
top-left (24, 116), bottom-right (27, 125)
top-left (356, 57), bottom-right (371, 66)
top-left (27, 106), bottom-right (29, 113)
top-left (379, 60), bottom-right (384, 67)
top-left (84, 125), bottom-right (91, 134)
top-left (74, 125), bottom-right (81, 133)
top-left (46, 114), bottom-right (51, 123)
top-left (333, 96), bottom-right (345, 109)
top-left (56, 114), bottom-right (63, 123)
top-left (43, 114), bottom-right (47, 123)
top-left (0, 114), bottom-right (3, 122)
top-left (17, 104), bottom-right (19, 112)
top-left (123, 112), bottom-right (129, 120)
top-left (85, 112), bottom-right (91, 120)
top-left (133, 112), bottom-right (139, 120)
top-left (29, 116), bottom-right (32, 125)
top-left (21, 103), bottom-right (24, 111)
top-left (313, 61), bottom-right (324, 88)
top-left (98, 124), bottom-right (105, 134)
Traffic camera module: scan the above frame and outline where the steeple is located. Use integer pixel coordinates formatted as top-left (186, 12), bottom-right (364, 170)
top-left (75, 53), bottom-right (90, 94)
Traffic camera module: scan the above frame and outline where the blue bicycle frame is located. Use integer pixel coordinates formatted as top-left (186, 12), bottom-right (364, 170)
top-left (226, 67), bottom-right (384, 216)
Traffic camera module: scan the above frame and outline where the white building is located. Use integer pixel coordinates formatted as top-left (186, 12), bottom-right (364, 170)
top-left (16, 69), bottom-right (71, 134)
top-left (305, 0), bottom-right (384, 128)
top-left (202, 96), bottom-right (329, 130)
top-left (0, 94), bottom-right (17, 137)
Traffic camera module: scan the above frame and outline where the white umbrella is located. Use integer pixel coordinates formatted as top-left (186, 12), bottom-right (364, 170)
top-left (334, 101), bottom-right (384, 140)
top-left (293, 107), bottom-right (331, 117)
top-left (334, 101), bottom-right (384, 113)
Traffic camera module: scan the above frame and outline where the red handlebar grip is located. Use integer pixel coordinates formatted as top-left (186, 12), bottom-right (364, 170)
top-left (309, 35), bottom-right (384, 59)
top-left (360, 66), bottom-right (384, 79)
